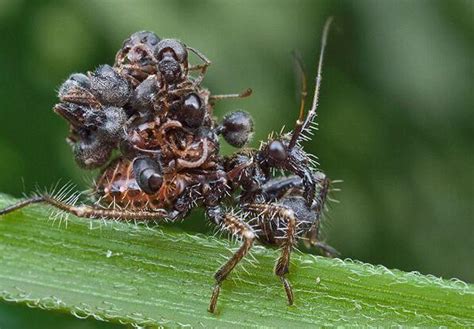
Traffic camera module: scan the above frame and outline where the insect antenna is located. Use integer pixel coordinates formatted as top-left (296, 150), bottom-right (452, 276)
top-left (288, 16), bottom-right (333, 150)
top-left (187, 46), bottom-right (211, 71)
top-left (288, 50), bottom-right (308, 149)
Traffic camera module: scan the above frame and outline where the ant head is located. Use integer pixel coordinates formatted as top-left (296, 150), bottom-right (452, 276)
top-left (58, 73), bottom-right (90, 93)
top-left (115, 31), bottom-right (160, 84)
top-left (155, 39), bottom-right (188, 84)
top-left (116, 31), bottom-right (161, 69)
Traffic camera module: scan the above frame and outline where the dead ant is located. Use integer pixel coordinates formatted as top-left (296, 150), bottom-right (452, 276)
top-left (0, 18), bottom-right (338, 313)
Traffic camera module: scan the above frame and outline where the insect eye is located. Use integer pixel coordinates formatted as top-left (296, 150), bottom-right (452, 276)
top-left (268, 140), bottom-right (287, 161)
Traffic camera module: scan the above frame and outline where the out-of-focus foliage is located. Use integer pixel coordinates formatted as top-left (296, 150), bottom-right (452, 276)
top-left (0, 0), bottom-right (472, 327)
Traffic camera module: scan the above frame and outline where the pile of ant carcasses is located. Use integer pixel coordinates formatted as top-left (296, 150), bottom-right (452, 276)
top-left (52, 28), bottom-right (336, 258)
top-left (55, 31), bottom-right (254, 220)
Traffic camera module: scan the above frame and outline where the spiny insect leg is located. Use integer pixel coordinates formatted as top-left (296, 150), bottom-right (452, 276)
top-left (0, 196), bottom-right (44, 215)
top-left (244, 203), bottom-right (297, 305)
top-left (0, 195), bottom-right (168, 220)
top-left (207, 208), bottom-right (256, 313)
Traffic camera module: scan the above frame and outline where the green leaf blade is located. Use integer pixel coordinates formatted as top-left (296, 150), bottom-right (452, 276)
top-left (0, 195), bottom-right (473, 327)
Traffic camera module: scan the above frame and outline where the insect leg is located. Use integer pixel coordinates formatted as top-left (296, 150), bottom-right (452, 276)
top-left (209, 88), bottom-right (252, 101)
top-left (305, 171), bottom-right (340, 257)
top-left (314, 241), bottom-right (339, 257)
top-left (261, 175), bottom-right (303, 200)
top-left (311, 171), bottom-right (330, 219)
top-left (206, 206), bottom-right (256, 313)
top-left (292, 166), bottom-right (329, 210)
top-left (186, 46), bottom-right (211, 86)
top-left (0, 196), bottom-right (44, 215)
top-left (244, 203), bottom-right (297, 305)
top-left (0, 194), bottom-right (168, 220)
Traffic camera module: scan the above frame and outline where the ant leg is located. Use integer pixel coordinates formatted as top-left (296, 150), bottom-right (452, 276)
top-left (294, 167), bottom-right (329, 208)
top-left (209, 88), bottom-right (252, 101)
top-left (244, 203), bottom-right (297, 305)
top-left (187, 46), bottom-right (211, 86)
top-left (0, 194), bottom-right (168, 220)
top-left (206, 206), bottom-right (256, 313)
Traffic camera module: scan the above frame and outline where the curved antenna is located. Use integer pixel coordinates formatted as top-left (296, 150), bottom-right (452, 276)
top-left (289, 16), bottom-right (333, 149)
top-left (288, 51), bottom-right (308, 149)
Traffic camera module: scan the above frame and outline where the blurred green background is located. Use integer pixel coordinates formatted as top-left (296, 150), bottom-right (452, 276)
top-left (0, 0), bottom-right (472, 327)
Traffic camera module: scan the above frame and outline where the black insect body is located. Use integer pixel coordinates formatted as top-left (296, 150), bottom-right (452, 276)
top-left (0, 18), bottom-right (338, 313)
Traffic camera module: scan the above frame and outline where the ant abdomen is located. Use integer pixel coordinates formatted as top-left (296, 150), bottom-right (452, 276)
top-left (219, 110), bottom-right (253, 147)
top-left (89, 65), bottom-right (132, 107)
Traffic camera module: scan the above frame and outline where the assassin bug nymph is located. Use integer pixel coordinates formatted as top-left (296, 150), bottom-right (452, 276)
top-left (0, 18), bottom-right (338, 313)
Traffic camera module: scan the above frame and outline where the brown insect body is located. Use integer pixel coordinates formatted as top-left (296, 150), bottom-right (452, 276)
top-left (95, 158), bottom-right (189, 210)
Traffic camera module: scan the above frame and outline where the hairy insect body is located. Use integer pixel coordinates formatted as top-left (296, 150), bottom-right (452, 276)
top-left (95, 158), bottom-right (165, 210)
top-left (0, 19), bottom-right (339, 313)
